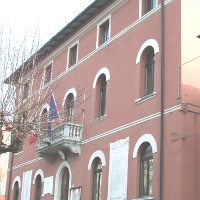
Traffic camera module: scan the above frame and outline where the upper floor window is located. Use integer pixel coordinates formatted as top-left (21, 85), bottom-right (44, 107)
top-left (145, 0), bottom-right (156, 13)
top-left (100, 20), bottom-right (109, 45)
top-left (92, 68), bottom-right (110, 121)
top-left (94, 74), bottom-right (107, 118)
top-left (65, 93), bottom-right (74, 123)
top-left (23, 82), bottom-right (29, 99)
top-left (92, 158), bottom-right (102, 200)
top-left (40, 108), bottom-right (48, 133)
top-left (145, 49), bottom-right (155, 96)
top-left (140, 143), bottom-right (153, 197)
top-left (44, 64), bottom-right (52, 84)
top-left (96, 17), bottom-right (110, 48)
top-left (34, 175), bottom-right (42, 200)
top-left (69, 44), bottom-right (77, 67)
top-left (99, 75), bottom-right (107, 117)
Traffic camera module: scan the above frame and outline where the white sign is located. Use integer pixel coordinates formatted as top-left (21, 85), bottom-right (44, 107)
top-left (21, 170), bottom-right (32, 200)
top-left (107, 137), bottom-right (129, 200)
top-left (0, 178), bottom-right (6, 194)
top-left (1, 152), bottom-right (9, 167)
top-left (43, 176), bottom-right (54, 196)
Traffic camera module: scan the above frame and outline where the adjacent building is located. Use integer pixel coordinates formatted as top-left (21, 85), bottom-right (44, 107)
top-left (5, 0), bottom-right (200, 200)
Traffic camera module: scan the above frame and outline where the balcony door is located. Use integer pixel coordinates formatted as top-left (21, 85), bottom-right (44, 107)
top-left (60, 167), bottom-right (69, 200)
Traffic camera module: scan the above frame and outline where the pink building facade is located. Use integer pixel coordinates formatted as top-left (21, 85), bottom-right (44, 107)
top-left (6, 0), bottom-right (200, 200)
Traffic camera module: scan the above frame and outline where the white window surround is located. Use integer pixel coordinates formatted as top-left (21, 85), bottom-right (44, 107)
top-left (33, 169), bottom-right (44, 184)
top-left (62, 88), bottom-right (77, 107)
top-left (54, 161), bottom-right (72, 200)
top-left (12, 176), bottom-right (21, 189)
top-left (93, 67), bottom-right (110, 89)
top-left (139, 0), bottom-right (158, 19)
top-left (96, 14), bottom-right (111, 49)
top-left (136, 39), bottom-right (159, 64)
top-left (39, 103), bottom-right (50, 116)
top-left (133, 134), bottom-right (157, 158)
top-left (88, 150), bottom-right (106, 170)
top-left (66, 40), bottom-right (79, 70)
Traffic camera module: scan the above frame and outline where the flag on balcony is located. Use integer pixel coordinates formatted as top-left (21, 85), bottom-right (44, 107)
top-left (29, 132), bottom-right (38, 145)
top-left (47, 93), bottom-right (59, 136)
top-left (29, 124), bottom-right (39, 145)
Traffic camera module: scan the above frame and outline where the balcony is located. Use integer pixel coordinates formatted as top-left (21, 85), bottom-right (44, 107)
top-left (36, 122), bottom-right (82, 163)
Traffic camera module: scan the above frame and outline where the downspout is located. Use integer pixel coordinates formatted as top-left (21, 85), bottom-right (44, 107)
top-left (160, 0), bottom-right (165, 200)
top-left (7, 153), bottom-right (14, 200)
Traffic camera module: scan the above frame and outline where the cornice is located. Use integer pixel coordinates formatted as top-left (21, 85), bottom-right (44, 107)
top-left (36, 0), bottom-right (128, 71)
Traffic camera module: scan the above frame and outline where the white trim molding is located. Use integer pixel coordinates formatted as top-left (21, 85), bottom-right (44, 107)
top-left (62, 88), bottom-right (77, 107)
top-left (136, 39), bottom-right (159, 64)
top-left (54, 161), bottom-right (72, 200)
top-left (83, 104), bottom-right (181, 144)
top-left (88, 150), bottom-right (106, 170)
top-left (93, 67), bottom-right (110, 89)
top-left (133, 134), bottom-right (157, 158)
top-left (12, 176), bottom-right (21, 189)
top-left (133, 197), bottom-right (154, 200)
top-left (33, 169), bottom-right (44, 184)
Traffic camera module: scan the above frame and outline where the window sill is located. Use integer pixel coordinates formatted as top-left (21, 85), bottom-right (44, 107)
top-left (91, 115), bottom-right (107, 124)
top-left (135, 92), bottom-right (157, 104)
top-left (132, 196), bottom-right (154, 200)
top-left (15, 151), bottom-right (23, 156)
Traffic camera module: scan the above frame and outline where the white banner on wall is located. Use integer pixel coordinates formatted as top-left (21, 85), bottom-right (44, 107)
top-left (21, 170), bottom-right (32, 200)
top-left (43, 176), bottom-right (54, 196)
top-left (107, 137), bottom-right (129, 200)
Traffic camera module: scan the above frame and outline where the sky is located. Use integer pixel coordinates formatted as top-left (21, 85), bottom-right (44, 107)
top-left (0, 0), bottom-right (95, 48)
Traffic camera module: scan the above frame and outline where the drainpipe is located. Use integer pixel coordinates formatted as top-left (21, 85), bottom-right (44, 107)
top-left (7, 153), bottom-right (14, 200)
top-left (160, 0), bottom-right (165, 200)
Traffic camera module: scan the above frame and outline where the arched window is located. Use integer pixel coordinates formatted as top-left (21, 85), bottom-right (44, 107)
top-left (99, 75), bottom-right (107, 117)
top-left (60, 167), bottom-right (69, 200)
top-left (145, 49), bottom-right (155, 95)
top-left (65, 93), bottom-right (74, 123)
top-left (95, 74), bottom-right (107, 118)
top-left (13, 181), bottom-right (19, 200)
top-left (135, 39), bottom-right (158, 100)
top-left (92, 158), bottom-right (102, 200)
top-left (40, 108), bottom-right (48, 133)
top-left (35, 175), bottom-right (42, 200)
top-left (54, 161), bottom-right (72, 200)
top-left (140, 143), bottom-right (153, 197)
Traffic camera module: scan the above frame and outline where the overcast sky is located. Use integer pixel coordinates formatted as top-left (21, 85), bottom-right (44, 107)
top-left (0, 0), bottom-right (94, 47)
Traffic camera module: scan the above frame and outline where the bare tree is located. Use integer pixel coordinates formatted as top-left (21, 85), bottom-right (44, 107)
top-left (0, 25), bottom-right (50, 153)
top-left (0, 25), bottom-right (93, 153)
